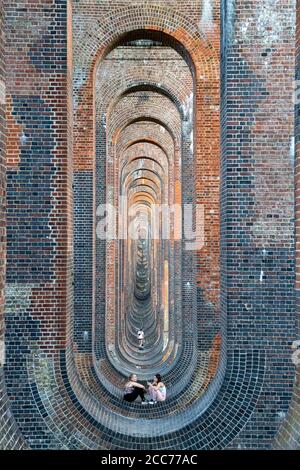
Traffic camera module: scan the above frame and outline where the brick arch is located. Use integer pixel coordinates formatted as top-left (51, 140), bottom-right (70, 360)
top-left (98, 90), bottom-right (183, 374)
top-left (2, 0), bottom-right (297, 450)
top-left (117, 122), bottom-right (175, 161)
top-left (108, 99), bottom-right (181, 150)
top-left (73, 5), bottom-right (218, 76)
top-left (73, 16), bottom-right (220, 341)
top-left (122, 149), bottom-right (168, 175)
top-left (105, 83), bottom-right (188, 121)
top-left (125, 140), bottom-right (169, 159)
top-left (94, 42), bottom-right (193, 125)
top-left (73, 5), bottom-right (219, 169)
top-left (117, 117), bottom-right (179, 148)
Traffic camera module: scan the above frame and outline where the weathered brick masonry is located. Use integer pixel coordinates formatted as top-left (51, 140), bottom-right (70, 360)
top-left (273, 0), bottom-right (300, 449)
top-left (0, 0), bottom-right (299, 450)
top-left (221, 0), bottom-right (296, 449)
top-left (4, 0), bottom-right (73, 448)
top-left (0, 0), bottom-right (27, 449)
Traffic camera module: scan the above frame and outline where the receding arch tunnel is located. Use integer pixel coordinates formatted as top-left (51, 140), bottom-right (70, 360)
top-left (73, 26), bottom-right (223, 411)
top-left (1, 0), bottom-right (297, 451)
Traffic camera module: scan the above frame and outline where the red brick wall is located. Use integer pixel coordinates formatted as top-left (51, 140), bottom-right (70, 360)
top-left (273, 0), bottom-right (300, 449)
top-left (5, 0), bottom-right (73, 352)
top-left (1, 0), bottom-right (297, 451)
top-left (73, 4), bottom-right (220, 309)
top-left (72, 2), bottom-right (221, 378)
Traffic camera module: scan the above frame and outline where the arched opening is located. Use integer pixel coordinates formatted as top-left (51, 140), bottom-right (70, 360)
top-left (72, 26), bottom-right (221, 400)
top-left (2, 0), bottom-right (297, 451)
top-left (93, 31), bottom-right (192, 379)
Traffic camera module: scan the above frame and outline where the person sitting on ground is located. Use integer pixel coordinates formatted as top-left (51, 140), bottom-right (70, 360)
top-left (123, 374), bottom-right (147, 404)
top-left (137, 328), bottom-right (145, 349)
top-left (147, 374), bottom-right (166, 403)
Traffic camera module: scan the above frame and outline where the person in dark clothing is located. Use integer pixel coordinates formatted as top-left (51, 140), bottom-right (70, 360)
top-left (123, 374), bottom-right (147, 403)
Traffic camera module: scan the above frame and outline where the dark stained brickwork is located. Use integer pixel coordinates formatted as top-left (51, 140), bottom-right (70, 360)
top-left (0, 0), bottom-right (298, 450)
top-left (7, 96), bottom-right (55, 282)
top-left (3, 0), bottom-right (73, 448)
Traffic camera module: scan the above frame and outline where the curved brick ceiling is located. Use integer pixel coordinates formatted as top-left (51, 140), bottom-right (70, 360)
top-left (0, 0), bottom-right (299, 451)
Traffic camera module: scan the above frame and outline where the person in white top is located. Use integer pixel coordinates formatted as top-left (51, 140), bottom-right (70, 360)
top-left (137, 328), bottom-right (145, 349)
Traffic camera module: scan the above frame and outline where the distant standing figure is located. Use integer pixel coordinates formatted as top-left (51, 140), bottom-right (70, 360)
top-left (137, 328), bottom-right (145, 349)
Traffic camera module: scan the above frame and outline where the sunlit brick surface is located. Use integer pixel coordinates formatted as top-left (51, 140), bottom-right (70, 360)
top-left (0, 0), bottom-right (299, 450)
